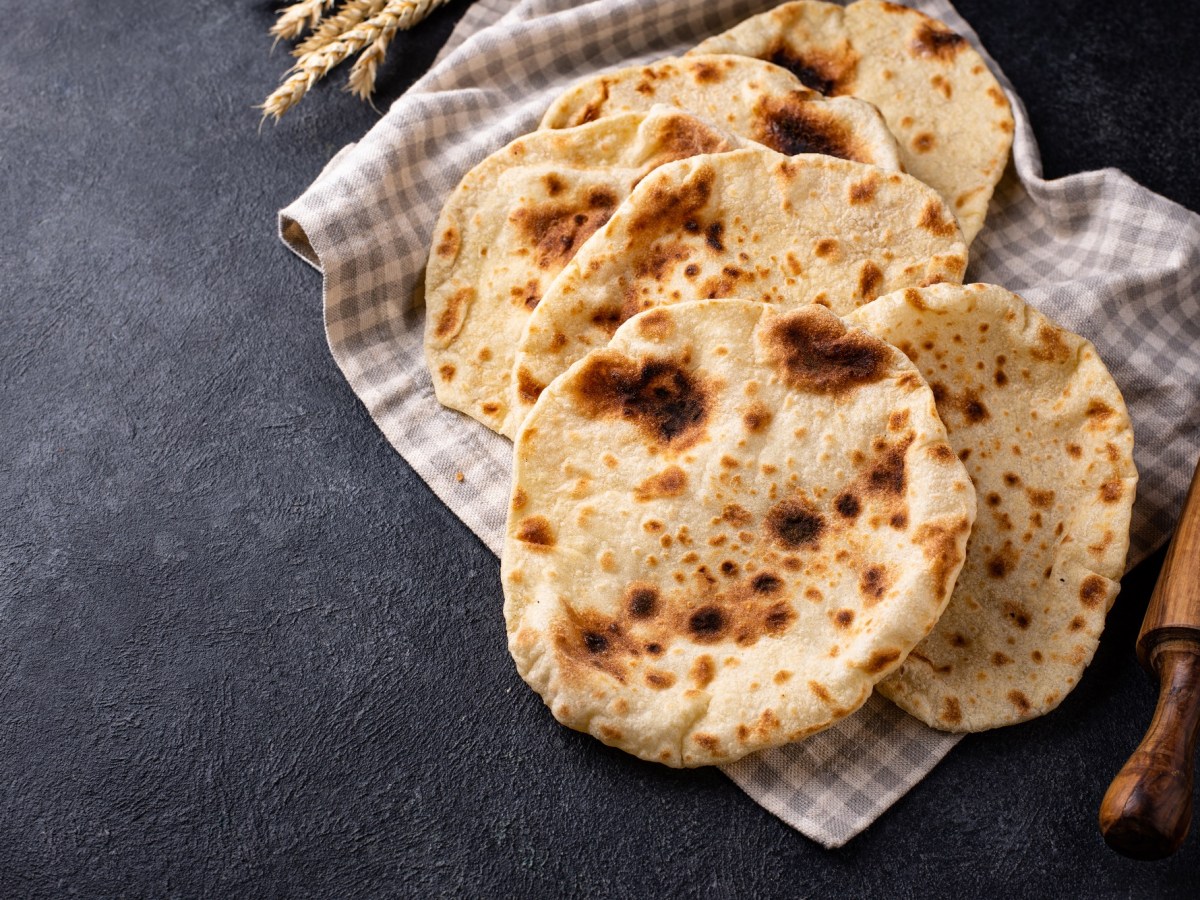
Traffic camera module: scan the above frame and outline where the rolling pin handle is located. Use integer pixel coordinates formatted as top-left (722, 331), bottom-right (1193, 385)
top-left (1101, 454), bottom-right (1200, 858)
top-left (1099, 640), bottom-right (1200, 860)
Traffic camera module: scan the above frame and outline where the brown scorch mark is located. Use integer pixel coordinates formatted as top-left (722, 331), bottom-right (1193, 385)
top-left (633, 465), bottom-right (689, 501)
top-left (918, 200), bottom-right (959, 237)
top-left (765, 40), bottom-right (858, 95)
top-left (644, 114), bottom-right (735, 168)
top-left (752, 94), bottom-right (864, 161)
top-left (510, 188), bottom-right (619, 270)
top-left (765, 497), bottom-right (826, 550)
top-left (859, 564), bottom-right (890, 604)
top-left (572, 352), bottom-right (713, 451)
top-left (764, 306), bottom-right (890, 395)
top-left (742, 401), bottom-right (772, 433)
top-left (432, 286), bottom-right (472, 343)
top-left (515, 516), bottom-right (555, 549)
top-left (911, 23), bottom-right (967, 60)
top-left (627, 164), bottom-right (716, 238)
top-left (1079, 575), bottom-right (1107, 609)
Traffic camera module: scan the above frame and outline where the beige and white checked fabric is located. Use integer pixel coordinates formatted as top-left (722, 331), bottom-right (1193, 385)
top-left (280, 0), bottom-right (1200, 848)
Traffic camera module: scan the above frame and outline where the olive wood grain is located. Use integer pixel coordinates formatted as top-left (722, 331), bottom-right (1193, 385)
top-left (1100, 458), bottom-right (1200, 860)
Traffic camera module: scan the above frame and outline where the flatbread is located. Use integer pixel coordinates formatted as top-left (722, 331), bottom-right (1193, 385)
top-left (690, 0), bottom-right (1014, 243)
top-left (507, 146), bottom-right (968, 436)
top-left (540, 54), bottom-right (902, 171)
top-left (503, 299), bottom-right (976, 766)
top-left (848, 284), bottom-right (1137, 731)
top-left (425, 108), bottom-right (747, 433)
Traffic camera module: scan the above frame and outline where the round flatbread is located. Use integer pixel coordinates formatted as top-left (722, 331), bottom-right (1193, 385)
top-left (690, 0), bottom-right (1014, 243)
top-left (503, 299), bottom-right (976, 766)
top-left (848, 283), bottom-right (1137, 731)
top-left (508, 146), bottom-right (968, 436)
top-left (425, 108), bottom-right (746, 433)
top-left (540, 54), bottom-right (902, 170)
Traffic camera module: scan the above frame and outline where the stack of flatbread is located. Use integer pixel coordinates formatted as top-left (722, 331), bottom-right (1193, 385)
top-left (423, 1), bottom-right (1136, 766)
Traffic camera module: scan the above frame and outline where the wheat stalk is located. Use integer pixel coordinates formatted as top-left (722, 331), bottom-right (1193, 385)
top-left (270, 0), bottom-right (337, 42)
top-left (261, 6), bottom-right (395, 120)
top-left (293, 0), bottom-right (387, 57)
top-left (348, 0), bottom-right (452, 100)
top-left (262, 0), bottom-right (453, 121)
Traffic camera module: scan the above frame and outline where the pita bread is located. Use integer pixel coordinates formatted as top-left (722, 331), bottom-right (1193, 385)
top-left (848, 284), bottom-right (1137, 731)
top-left (540, 54), bottom-right (902, 171)
top-left (425, 108), bottom-right (747, 432)
top-left (503, 299), bottom-right (975, 766)
top-left (691, 0), bottom-right (1014, 243)
top-left (507, 146), bottom-right (967, 436)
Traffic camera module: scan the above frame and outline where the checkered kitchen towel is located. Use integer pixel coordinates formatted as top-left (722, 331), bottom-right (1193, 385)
top-left (279, 0), bottom-right (1200, 847)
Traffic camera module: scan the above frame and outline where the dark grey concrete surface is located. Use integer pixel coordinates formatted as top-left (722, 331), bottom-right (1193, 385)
top-left (1, 1), bottom-right (1198, 896)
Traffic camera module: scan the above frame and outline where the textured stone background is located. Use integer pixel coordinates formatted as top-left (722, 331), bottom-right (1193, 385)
top-left (1, 0), bottom-right (1198, 896)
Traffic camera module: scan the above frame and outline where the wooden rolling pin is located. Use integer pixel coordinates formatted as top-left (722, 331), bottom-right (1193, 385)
top-left (1100, 456), bottom-right (1200, 860)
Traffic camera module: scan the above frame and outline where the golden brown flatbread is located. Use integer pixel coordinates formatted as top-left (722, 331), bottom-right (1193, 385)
top-left (541, 54), bottom-right (902, 169)
top-left (503, 299), bottom-right (976, 765)
top-left (850, 283), bottom-right (1137, 731)
top-left (425, 108), bottom-right (745, 432)
top-left (691, 0), bottom-right (1014, 243)
top-left (508, 146), bottom-right (967, 436)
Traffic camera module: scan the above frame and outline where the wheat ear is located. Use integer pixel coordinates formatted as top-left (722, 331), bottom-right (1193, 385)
top-left (261, 6), bottom-right (398, 120)
top-left (270, 0), bottom-right (337, 42)
top-left (293, 0), bottom-right (388, 57)
top-left (261, 0), bottom-right (456, 119)
top-left (347, 0), bottom-right (453, 100)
